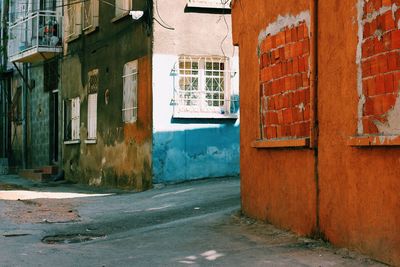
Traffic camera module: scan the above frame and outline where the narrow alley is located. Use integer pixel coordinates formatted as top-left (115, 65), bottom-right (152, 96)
top-left (0, 176), bottom-right (385, 266)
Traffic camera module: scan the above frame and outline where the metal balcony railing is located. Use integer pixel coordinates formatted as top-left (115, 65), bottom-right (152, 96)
top-left (8, 11), bottom-right (62, 63)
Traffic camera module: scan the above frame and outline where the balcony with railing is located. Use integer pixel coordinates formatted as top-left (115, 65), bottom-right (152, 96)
top-left (8, 11), bottom-right (62, 63)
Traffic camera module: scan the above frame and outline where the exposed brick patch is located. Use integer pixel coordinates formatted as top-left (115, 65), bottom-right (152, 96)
top-left (259, 21), bottom-right (311, 139)
top-left (360, 0), bottom-right (400, 135)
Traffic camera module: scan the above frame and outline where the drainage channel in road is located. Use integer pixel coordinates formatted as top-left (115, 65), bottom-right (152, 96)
top-left (41, 233), bottom-right (106, 244)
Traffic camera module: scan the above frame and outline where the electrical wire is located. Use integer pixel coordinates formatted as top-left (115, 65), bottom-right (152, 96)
top-left (154, 0), bottom-right (174, 30)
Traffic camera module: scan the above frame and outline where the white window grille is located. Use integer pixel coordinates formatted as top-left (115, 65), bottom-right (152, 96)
top-left (87, 93), bottom-right (97, 139)
top-left (115, 0), bottom-right (131, 17)
top-left (174, 56), bottom-right (235, 117)
top-left (65, 0), bottom-right (82, 39)
top-left (82, 0), bottom-right (99, 31)
top-left (122, 60), bottom-right (138, 123)
top-left (64, 97), bottom-right (80, 140)
top-left (187, 0), bottom-right (231, 9)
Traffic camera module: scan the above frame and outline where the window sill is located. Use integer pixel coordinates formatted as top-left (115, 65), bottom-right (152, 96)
top-left (111, 12), bottom-right (130, 23)
top-left (251, 138), bottom-right (310, 149)
top-left (66, 35), bottom-right (80, 43)
top-left (64, 140), bottom-right (81, 145)
top-left (84, 139), bottom-right (97, 144)
top-left (83, 26), bottom-right (98, 35)
top-left (172, 113), bottom-right (238, 120)
top-left (186, 3), bottom-right (230, 9)
top-left (347, 135), bottom-right (400, 147)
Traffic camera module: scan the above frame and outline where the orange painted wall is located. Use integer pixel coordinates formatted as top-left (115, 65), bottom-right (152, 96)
top-left (318, 1), bottom-right (400, 265)
top-left (232, 0), bottom-right (317, 236)
top-left (233, 0), bottom-right (400, 265)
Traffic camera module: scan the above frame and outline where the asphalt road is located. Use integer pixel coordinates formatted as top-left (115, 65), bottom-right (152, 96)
top-left (0, 176), bottom-right (386, 267)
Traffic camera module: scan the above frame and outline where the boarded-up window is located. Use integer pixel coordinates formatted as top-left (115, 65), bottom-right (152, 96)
top-left (64, 97), bottom-right (80, 140)
top-left (115, 0), bottom-right (131, 17)
top-left (122, 60), bottom-right (138, 123)
top-left (87, 93), bottom-right (97, 139)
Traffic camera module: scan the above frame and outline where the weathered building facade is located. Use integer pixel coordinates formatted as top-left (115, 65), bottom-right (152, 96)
top-left (62, 0), bottom-right (239, 188)
top-left (2, 0), bottom-right (63, 172)
top-left (232, 0), bottom-right (399, 265)
top-left (62, 0), bottom-right (152, 189)
top-left (152, 0), bottom-right (239, 183)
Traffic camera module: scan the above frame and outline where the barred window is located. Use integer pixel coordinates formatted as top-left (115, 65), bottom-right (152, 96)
top-left (174, 56), bottom-right (235, 117)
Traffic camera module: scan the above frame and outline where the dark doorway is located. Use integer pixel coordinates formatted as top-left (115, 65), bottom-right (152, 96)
top-left (49, 90), bottom-right (59, 163)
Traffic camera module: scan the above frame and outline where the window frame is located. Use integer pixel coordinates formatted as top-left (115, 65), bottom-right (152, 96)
top-left (122, 60), bottom-right (138, 124)
top-left (65, 0), bottom-right (82, 41)
top-left (115, 0), bottom-right (132, 18)
top-left (82, 0), bottom-right (99, 32)
top-left (186, 0), bottom-right (231, 9)
top-left (64, 97), bottom-right (80, 143)
top-left (173, 55), bottom-right (238, 119)
top-left (87, 93), bottom-right (97, 140)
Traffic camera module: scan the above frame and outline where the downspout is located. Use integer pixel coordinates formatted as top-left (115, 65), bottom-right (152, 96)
top-left (22, 62), bottom-right (28, 169)
top-left (1, 0), bottom-right (9, 158)
top-left (310, 0), bottom-right (320, 236)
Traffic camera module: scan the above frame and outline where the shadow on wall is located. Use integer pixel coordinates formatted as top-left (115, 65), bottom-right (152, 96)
top-left (153, 118), bottom-right (240, 183)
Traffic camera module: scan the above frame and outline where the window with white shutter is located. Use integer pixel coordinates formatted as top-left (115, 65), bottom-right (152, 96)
top-left (87, 93), bottom-right (97, 140)
top-left (71, 97), bottom-right (80, 140)
top-left (64, 97), bottom-right (80, 142)
top-left (122, 60), bottom-right (138, 123)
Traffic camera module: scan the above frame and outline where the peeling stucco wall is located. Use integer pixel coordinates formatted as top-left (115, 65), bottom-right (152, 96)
top-left (62, 0), bottom-right (152, 190)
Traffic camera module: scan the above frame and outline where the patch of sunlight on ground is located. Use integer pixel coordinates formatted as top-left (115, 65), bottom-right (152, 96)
top-left (0, 190), bottom-right (111, 200)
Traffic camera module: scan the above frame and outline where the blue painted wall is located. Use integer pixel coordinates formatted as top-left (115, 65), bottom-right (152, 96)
top-left (152, 54), bottom-right (240, 183)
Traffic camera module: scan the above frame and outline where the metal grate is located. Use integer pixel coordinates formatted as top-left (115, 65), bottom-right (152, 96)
top-left (88, 69), bottom-right (99, 94)
top-left (175, 56), bottom-right (230, 114)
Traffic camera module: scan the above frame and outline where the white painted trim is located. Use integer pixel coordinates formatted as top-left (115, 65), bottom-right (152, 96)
top-left (173, 113), bottom-right (238, 119)
top-left (64, 140), bottom-right (80, 145)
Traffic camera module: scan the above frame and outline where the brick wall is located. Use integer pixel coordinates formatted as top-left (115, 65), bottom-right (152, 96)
top-left (361, 0), bottom-right (400, 134)
top-left (259, 21), bottom-right (311, 139)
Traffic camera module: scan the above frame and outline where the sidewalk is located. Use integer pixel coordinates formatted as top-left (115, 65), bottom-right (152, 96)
top-left (0, 175), bottom-right (386, 266)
